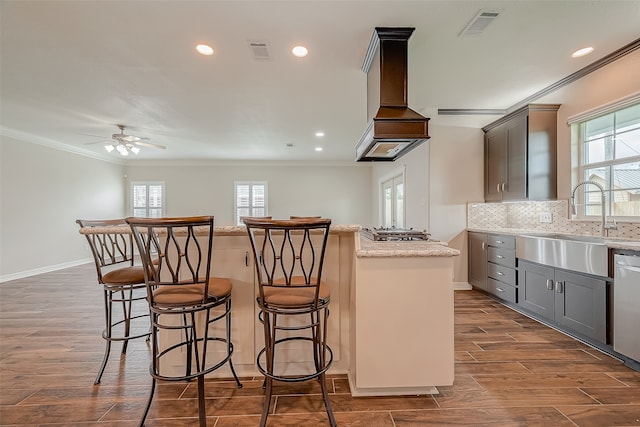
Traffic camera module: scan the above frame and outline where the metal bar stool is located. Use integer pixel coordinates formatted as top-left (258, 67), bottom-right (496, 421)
top-left (76, 218), bottom-right (151, 385)
top-left (244, 217), bottom-right (336, 427)
top-left (127, 216), bottom-right (242, 427)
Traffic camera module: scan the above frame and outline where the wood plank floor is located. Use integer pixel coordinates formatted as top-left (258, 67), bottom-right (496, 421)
top-left (1, 263), bottom-right (639, 426)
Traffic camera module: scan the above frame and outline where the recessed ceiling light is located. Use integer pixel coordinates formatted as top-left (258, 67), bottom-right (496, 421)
top-left (292, 45), bottom-right (308, 58)
top-left (196, 44), bottom-right (214, 56)
top-left (315, 131), bottom-right (325, 137)
top-left (572, 47), bottom-right (594, 58)
top-left (315, 147), bottom-right (323, 152)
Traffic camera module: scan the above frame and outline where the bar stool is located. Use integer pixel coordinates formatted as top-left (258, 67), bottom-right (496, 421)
top-left (243, 217), bottom-right (336, 427)
top-left (76, 218), bottom-right (150, 385)
top-left (126, 216), bottom-right (242, 427)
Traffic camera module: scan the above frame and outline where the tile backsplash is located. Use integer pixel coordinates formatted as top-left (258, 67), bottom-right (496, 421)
top-left (467, 200), bottom-right (640, 240)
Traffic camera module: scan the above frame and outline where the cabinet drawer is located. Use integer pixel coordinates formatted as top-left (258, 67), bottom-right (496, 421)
top-left (487, 278), bottom-right (517, 303)
top-left (488, 235), bottom-right (515, 250)
top-left (487, 262), bottom-right (516, 285)
top-left (487, 247), bottom-right (516, 268)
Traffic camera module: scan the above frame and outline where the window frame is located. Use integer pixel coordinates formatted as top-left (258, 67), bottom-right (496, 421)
top-left (234, 181), bottom-right (268, 225)
top-left (131, 181), bottom-right (165, 218)
top-left (573, 102), bottom-right (640, 221)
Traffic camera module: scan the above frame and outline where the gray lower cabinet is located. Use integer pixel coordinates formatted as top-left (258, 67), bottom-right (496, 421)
top-left (468, 232), bottom-right (516, 302)
top-left (486, 235), bottom-right (517, 303)
top-left (468, 232), bottom-right (487, 291)
top-left (518, 260), bottom-right (607, 342)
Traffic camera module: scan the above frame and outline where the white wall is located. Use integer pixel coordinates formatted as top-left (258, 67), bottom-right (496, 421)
top-left (0, 136), bottom-right (125, 281)
top-left (543, 49), bottom-right (640, 200)
top-left (124, 162), bottom-right (372, 226)
top-left (429, 125), bottom-right (485, 283)
top-left (369, 127), bottom-right (484, 284)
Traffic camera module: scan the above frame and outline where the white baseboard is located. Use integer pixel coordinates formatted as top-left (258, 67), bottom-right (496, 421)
top-left (454, 282), bottom-right (472, 290)
top-left (0, 259), bottom-right (92, 283)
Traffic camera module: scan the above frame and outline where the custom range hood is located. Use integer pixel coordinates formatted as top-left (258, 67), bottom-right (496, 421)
top-left (355, 27), bottom-right (430, 162)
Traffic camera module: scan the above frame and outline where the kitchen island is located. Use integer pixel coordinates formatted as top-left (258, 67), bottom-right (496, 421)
top-left (78, 224), bottom-right (459, 396)
top-left (350, 236), bottom-right (459, 396)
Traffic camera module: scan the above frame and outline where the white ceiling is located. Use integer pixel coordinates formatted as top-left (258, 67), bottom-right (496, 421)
top-left (2, 0), bottom-right (640, 162)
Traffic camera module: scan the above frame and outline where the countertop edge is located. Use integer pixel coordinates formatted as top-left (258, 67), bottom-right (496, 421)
top-left (467, 228), bottom-right (640, 251)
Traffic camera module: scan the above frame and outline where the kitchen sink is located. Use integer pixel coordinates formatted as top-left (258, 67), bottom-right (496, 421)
top-left (520, 233), bottom-right (608, 244)
top-left (516, 233), bottom-right (609, 277)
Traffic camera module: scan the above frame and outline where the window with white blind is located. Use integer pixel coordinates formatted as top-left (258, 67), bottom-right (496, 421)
top-left (132, 182), bottom-right (165, 218)
top-left (573, 102), bottom-right (640, 219)
top-left (234, 181), bottom-right (267, 225)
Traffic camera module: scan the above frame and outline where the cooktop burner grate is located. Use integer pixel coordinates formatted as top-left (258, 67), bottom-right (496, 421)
top-left (360, 227), bottom-right (431, 241)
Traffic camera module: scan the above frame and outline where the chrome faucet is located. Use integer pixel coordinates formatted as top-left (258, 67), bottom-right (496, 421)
top-left (570, 180), bottom-right (617, 237)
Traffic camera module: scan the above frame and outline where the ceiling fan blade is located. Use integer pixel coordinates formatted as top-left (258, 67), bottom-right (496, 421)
top-left (134, 140), bottom-right (166, 149)
top-left (83, 139), bottom-right (111, 145)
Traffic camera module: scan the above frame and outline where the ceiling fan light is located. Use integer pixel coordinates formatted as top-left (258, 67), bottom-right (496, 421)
top-left (120, 148), bottom-right (129, 156)
top-left (104, 144), bottom-right (115, 152)
top-left (130, 146), bottom-right (140, 154)
top-left (116, 144), bottom-right (126, 153)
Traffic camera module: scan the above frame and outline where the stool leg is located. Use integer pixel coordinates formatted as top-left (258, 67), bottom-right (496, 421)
top-left (318, 307), bottom-right (337, 427)
top-left (121, 289), bottom-right (132, 355)
top-left (138, 377), bottom-right (155, 427)
top-left (197, 374), bottom-right (206, 427)
top-left (95, 288), bottom-right (112, 385)
top-left (259, 311), bottom-right (275, 427)
top-left (226, 300), bottom-right (243, 388)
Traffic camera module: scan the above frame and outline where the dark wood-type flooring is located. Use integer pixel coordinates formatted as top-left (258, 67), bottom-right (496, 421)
top-left (1, 263), bottom-right (639, 426)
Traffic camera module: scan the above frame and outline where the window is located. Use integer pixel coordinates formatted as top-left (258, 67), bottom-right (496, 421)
top-left (381, 174), bottom-right (404, 228)
top-left (132, 182), bottom-right (165, 217)
top-left (574, 102), bottom-right (640, 219)
top-left (235, 181), bottom-right (267, 225)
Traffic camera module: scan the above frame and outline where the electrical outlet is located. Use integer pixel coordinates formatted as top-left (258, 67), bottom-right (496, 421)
top-left (539, 212), bottom-right (552, 223)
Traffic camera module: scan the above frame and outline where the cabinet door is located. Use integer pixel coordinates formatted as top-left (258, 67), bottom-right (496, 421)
top-left (503, 112), bottom-right (528, 201)
top-left (468, 232), bottom-right (487, 291)
top-left (485, 127), bottom-right (506, 202)
top-left (518, 260), bottom-right (555, 320)
top-left (212, 240), bottom-right (256, 366)
top-left (554, 270), bottom-right (607, 343)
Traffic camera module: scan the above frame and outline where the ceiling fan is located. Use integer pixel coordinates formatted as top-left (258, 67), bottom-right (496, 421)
top-left (85, 124), bottom-right (166, 156)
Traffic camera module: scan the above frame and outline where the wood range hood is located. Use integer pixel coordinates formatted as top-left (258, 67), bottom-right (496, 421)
top-left (355, 27), bottom-right (430, 162)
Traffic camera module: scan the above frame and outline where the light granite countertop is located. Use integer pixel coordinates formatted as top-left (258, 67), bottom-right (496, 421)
top-left (467, 228), bottom-right (640, 252)
top-left (356, 236), bottom-right (460, 258)
top-left (79, 224), bottom-right (361, 235)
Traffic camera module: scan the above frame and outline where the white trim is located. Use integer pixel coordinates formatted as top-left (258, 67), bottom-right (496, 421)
top-left (0, 259), bottom-right (92, 283)
top-left (567, 91), bottom-right (640, 125)
top-left (454, 282), bottom-right (473, 291)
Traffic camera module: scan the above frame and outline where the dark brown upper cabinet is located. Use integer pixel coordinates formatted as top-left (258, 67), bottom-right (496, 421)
top-left (483, 104), bottom-right (560, 202)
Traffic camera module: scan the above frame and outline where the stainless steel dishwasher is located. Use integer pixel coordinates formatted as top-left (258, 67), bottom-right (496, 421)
top-left (614, 254), bottom-right (640, 364)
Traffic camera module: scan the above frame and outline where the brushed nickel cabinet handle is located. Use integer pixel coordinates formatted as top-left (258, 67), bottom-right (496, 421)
top-left (501, 183), bottom-right (506, 192)
top-left (482, 242), bottom-right (485, 250)
top-left (497, 271), bottom-right (505, 276)
top-left (497, 255), bottom-right (504, 259)
top-left (496, 287), bottom-right (505, 292)
top-left (497, 183), bottom-right (501, 192)
top-left (546, 279), bottom-right (554, 290)
top-left (556, 281), bottom-right (563, 293)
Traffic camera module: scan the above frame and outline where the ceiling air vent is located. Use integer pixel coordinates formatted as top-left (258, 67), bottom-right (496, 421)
top-left (248, 41), bottom-right (271, 60)
top-left (459, 9), bottom-right (501, 36)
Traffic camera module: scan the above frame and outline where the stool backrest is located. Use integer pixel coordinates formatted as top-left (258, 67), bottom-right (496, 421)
top-left (244, 218), bottom-right (331, 306)
top-left (126, 216), bottom-right (214, 306)
top-left (76, 218), bottom-right (135, 284)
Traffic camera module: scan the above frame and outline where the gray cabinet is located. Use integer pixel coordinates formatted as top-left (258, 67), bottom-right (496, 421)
top-left (484, 104), bottom-right (559, 202)
top-left (518, 260), bottom-right (607, 342)
top-left (486, 235), bottom-right (517, 303)
top-left (468, 232), bottom-right (487, 291)
top-left (468, 232), bottom-right (516, 303)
